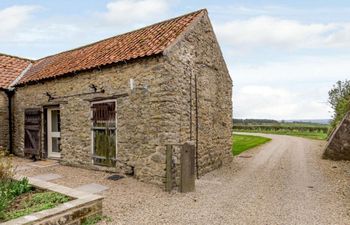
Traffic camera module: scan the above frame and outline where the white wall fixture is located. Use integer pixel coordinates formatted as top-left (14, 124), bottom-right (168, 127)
top-left (130, 79), bottom-right (134, 90)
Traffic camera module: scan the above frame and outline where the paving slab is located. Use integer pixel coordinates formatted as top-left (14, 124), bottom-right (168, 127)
top-left (75, 183), bottom-right (109, 194)
top-left (15, 166), bottom-right (32, 171)
top-left (31, 173), bottom-right (62, 181)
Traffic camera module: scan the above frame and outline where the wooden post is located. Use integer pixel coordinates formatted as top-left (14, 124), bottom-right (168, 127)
top-left (165, 145), bottom-right (173, 192)
top-left (180, 141), bottom-right (195, 193)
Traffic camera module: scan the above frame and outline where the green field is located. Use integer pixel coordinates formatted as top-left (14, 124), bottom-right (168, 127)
top-left (233, 122), bottom-right (329, 140)
top-left (234, 130), bottom-right (328, 140)
top-left (232, 134), bottom-right (272, 156)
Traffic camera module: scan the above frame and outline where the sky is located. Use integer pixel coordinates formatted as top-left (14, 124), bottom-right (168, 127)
top-left (1, 0), bottom-right (350, 120)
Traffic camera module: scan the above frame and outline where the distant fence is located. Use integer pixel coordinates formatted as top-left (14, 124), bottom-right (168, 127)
top-left (233, 125), bottom-right (329, 133)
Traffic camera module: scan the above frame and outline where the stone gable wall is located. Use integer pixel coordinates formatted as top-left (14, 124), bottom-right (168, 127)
top-left (0, 92), bottom-right (9, 150)
top-left (163, 13), bottom-right (233, 178)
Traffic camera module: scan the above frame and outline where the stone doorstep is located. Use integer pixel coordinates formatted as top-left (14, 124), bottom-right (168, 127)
top-left (31, 173), bottom-right (62, 181)
top-left (3, 175), bottom-right (104, 225)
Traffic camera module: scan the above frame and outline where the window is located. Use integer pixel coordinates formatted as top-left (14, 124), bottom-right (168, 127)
top-left (91, 101), bottom-right (116, 167)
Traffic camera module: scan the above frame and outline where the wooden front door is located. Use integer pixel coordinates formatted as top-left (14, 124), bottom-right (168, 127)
top-left (24, 109), bottom-right (41, 156)
top-left (47, 108), bottom-right (61, 158)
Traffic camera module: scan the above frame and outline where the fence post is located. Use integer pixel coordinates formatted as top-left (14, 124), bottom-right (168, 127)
top-left (180, 141), bottom-right (195, 193)
top-left (165, 145), bottom-right (173, 192)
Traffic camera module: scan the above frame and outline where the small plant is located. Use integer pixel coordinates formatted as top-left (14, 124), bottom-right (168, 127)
top-left (28, 192), bottom-right (69, 207)
top-left (82, 215), bottom-right (112, 225)
top-left (7, 178), bottom-right (32, 197)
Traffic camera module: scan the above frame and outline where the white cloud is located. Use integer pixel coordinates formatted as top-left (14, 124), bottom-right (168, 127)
top-left (215, 16), bottom-right (350, 50)
top-left (232, 56), bottom-right (350, 85)
top-left (234, 85), bottom-right (331, 120)
top-left (0, 1), bottom-right (174, 58)
top-left (0, 5), bottom-right (39, 38)
top-left (101, 0), bottom-right (170, 25)
top-left (230, 55), bottom-right (350, 120)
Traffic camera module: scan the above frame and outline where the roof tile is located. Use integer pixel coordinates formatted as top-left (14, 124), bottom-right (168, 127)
top-left (0, 54), bottom-right (32, 88)
top-left (19, 9), bottom-right (206, 85)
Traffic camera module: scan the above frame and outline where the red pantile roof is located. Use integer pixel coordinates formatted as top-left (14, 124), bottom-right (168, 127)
top-left (0, 54), bottom-right (32, 88)
top-left (18, 9), bottom-right (206, 85)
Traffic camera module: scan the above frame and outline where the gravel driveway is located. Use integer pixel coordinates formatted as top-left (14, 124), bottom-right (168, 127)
top-left (16, 133), bottom-right (350, 225)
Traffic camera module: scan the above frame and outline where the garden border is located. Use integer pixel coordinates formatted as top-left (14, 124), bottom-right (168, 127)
top-left (2, 175), bottom-right (104, 225)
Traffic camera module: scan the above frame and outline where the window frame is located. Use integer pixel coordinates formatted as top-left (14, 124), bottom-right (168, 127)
top-left (90, 99), bottom-right (117, 166)
top-left (47, 107), bottom-right (61, 158)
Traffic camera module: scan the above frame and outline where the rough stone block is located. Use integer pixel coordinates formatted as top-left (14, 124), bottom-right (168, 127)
top-left (324, 112), bottom-right (350, 160)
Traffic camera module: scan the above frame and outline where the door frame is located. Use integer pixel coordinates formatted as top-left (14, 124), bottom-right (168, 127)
top-left (47, 107), bottom-right (61, 158)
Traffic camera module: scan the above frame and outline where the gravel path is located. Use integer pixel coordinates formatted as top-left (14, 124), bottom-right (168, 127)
top-left (16, 134), bottom-right (350, 225)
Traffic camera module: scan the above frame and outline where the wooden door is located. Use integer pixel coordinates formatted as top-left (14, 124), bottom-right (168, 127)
top-left (24, 109), bottom-right (41, 156)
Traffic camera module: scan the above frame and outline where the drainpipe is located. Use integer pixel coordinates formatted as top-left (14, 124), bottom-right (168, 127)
top-left (4, 89), bottom-right (14, 154)
top-left (194, 73), bottom-right (199, 179)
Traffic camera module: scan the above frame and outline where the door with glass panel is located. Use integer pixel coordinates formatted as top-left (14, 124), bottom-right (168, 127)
top-left (47, 108), bottom-right (61, 158)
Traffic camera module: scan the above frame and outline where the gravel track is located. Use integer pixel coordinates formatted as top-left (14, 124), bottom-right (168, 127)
top-left (17, 133), bottom-right (350, 225)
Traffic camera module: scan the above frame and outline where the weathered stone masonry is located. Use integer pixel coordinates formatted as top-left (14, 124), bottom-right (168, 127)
top-left (12, 11), bottom-right (232, 186)
top-left (13, 56), bottom-right (173, 185)
top-left (164, 14), bottom-right (233, 176)
top-left (324, 112), bottom-right (350, 160)
top-left (0, 92), bottom-right (9, 150)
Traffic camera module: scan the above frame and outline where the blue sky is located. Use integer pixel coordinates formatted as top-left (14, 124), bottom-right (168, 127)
top-left (1, 0), bottom-right (350, 120)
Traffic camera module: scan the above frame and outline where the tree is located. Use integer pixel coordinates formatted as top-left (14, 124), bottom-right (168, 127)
top-left (328, 80), bottom-right (350, 131)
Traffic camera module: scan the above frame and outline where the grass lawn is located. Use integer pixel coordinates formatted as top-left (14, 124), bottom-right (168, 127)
top-left (232, 134), bottom-right (272, 156)
top-left (234, 130), bottom-right (327, 140)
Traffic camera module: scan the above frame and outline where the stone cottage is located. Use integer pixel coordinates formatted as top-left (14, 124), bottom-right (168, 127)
top-left (1, 9), bottom-right (233, 186)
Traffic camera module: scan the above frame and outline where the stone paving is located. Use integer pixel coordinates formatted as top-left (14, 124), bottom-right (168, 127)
top-left (15, 165), bottom-right (31, 171)
top-left (31, 173), bottom-right (62, 181)
top-left (13, 157), bottom-right (110, 195)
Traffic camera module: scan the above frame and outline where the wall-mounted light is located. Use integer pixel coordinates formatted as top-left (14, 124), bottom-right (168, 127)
top-left (129, 78), bottom-right (148, 93)
top-left (130, 79), bottom-right (134, 90)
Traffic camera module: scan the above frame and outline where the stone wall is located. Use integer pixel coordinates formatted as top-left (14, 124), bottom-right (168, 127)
top-left (13, 56), bottom-right (173, 185)
top-left (323, 112), bottom-right (350, 160)
top-left (163, 12), bottom-right (233, 178)
top-left (0, 91), bottom-right (9, 150)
